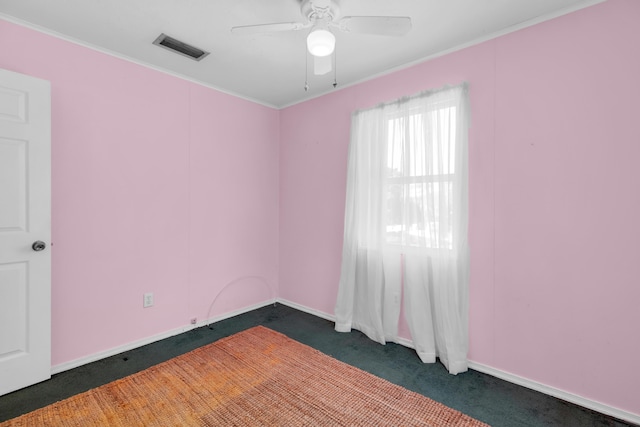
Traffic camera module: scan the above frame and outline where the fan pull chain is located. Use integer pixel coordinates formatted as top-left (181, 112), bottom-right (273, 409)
top-left (304, 49), bottom-right (309, 92)
top-left (333, 47), bottom-right (338, 88)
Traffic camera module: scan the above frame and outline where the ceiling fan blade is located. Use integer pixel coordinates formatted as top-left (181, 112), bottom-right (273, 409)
top-left (335, 16), bottom-right (412, 36)
top-left (314, 55), bottom-right (332, 76)
top-left (231, 22), bottom-right (307, 35)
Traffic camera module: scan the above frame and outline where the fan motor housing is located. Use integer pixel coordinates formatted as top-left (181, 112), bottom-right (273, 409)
top-left (301, 0), bottom-right (340, 22)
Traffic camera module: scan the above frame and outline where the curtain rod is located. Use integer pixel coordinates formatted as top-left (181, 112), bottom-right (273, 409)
top-left (353, 81), bottom-right (468, 116)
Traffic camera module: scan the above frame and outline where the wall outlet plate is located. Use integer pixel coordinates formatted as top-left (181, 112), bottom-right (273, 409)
top-left (143, 292), bottom-right (153, 308)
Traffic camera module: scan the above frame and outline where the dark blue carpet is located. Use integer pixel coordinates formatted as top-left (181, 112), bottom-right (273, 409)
top-left (0, 304), bottom-right (634, 426)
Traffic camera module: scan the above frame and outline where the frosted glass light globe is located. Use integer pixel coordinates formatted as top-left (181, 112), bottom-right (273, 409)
top-left (307, 29), bottom-right (335, 57)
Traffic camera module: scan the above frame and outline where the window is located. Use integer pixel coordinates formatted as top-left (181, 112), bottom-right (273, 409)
top-left (336, 83), bottom-right (470, 374)
top-left (385, 103), bottom-right (458, 249)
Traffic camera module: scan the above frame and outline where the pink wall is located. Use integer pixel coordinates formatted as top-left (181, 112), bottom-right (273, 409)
top-left (2, 0), bottom-right (639, 418)
top-left (279, 0), bottom-right (640, 416)
top-left (0, 20), bottom-right (279, 366)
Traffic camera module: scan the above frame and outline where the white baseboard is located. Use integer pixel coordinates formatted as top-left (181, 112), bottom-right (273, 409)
top-left (275, 298), bottom-right (418, 350)
top-left (276, 298), bottom-right (335, 322)
top-left (199, 298), bottom-right (277, 329)
top-left (50, 298), bottom-right (640, 425)
top-left (51, 298), bottom-right (276, 375)
top-left (277, 299), bottom-right (639, 425)
top-left (467, 361), bottom-right (640, 426)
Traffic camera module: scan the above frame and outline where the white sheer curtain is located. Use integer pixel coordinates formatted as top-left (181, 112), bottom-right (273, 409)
top-left (335, 83), bottom-right (469, 374)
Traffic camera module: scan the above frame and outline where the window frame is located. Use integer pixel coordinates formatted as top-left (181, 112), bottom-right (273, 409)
top-left (382, 100), bottom-right (459, 251)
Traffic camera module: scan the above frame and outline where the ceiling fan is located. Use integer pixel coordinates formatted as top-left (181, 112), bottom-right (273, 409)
top-left (231, 0), bottom-right (411, 79)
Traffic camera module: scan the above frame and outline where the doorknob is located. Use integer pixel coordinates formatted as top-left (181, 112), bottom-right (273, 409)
top-left (32, 241), bottom-right (46, 251)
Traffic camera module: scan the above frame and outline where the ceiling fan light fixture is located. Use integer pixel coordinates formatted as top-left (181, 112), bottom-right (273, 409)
top-left (307, 29), bottom-right (335, 57)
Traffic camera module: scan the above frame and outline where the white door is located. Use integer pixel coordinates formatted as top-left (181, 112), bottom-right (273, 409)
top-left (0, 68), bottom-right (51, 396)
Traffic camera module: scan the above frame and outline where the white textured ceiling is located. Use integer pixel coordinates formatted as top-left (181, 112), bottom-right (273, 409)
top-left (0, 0), bottom-right (604, 108)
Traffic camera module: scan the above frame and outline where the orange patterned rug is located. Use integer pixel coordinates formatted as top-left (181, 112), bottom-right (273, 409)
top-left (2, 326), bottom-right (489, 426)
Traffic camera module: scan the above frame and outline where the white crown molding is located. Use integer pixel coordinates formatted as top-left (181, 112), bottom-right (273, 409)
top-left (3, 1), bottom-right (607, 110)
top-left (0, 14), bottom-right (279, 110)
top-left (279, 0), bottom-right (608, 109)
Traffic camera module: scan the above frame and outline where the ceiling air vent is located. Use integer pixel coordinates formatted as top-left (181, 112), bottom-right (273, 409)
top-left (152, 33), bottom-right (209, 61)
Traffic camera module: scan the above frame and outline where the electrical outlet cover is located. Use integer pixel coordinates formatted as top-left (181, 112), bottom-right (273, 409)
top-left (143, 292), bottom-right (153, 308)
